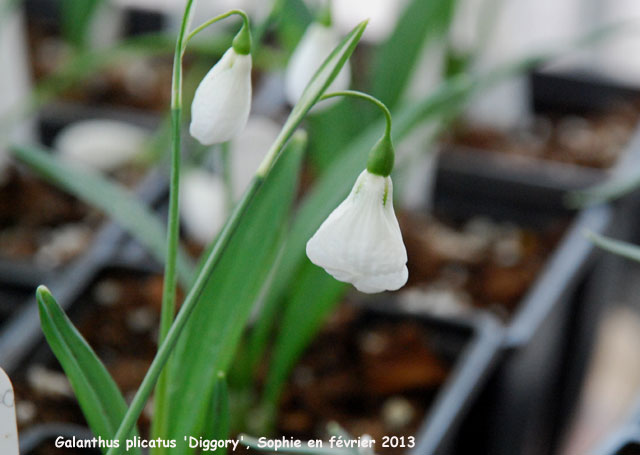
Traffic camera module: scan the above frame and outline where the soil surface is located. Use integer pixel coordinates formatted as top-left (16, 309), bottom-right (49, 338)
top-left (12, 211), bottom-right (563, 453)
top-left (0, 166), bottom-right (98, 268)
top-left (398, 211), bottom-right (566, 319)
top-left (447, 104), bottom-right (640, 169)
top-left (0, 163), bottom-right (148, 268)
top-left (277, 304), bottom-right (451, 455)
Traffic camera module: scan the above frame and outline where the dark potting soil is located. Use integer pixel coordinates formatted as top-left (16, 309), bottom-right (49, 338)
top-left (277, 304), bottom-right (450, 455)
top-left (398, 211), bottom-right (566, 319)
top-left (0, 166), bottom-right (98, 267)
top-left (13, 270), bottom-right (164, 454)
top-left (447, 103), bottom-right (640, 169)
top-left (12, 211), bottom-right (561, 453)
top-left (0, 163), bottom-right (148, 268)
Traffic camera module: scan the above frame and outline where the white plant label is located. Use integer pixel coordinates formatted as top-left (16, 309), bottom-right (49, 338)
top-left (0, 368), bottom-right (19, 455)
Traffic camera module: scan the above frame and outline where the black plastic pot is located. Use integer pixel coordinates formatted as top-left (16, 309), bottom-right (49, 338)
top-left (10, 266), bottom-right (502, 455)
top-left (592, 425), bottom-right (640, 455)
top-left (439, 70), bottom-right (640, 197)
top-left (420, 69), bottom-right (640, 455)
top-left (417, 156), bottom-right (611, 455)
top-left (356, 302), bottom-right (503, 455)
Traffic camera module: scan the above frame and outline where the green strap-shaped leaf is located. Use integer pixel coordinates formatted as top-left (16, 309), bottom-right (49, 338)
top-left (307, 0), bottom-right (457, 173)
top-left (60, 0), bottom-right (103, 49)
top-left (260, 262), bottom-right (347, 427)
top-left (371, 0), bottom-right (457, 110)
top-left (11, 145), bottom-right (195, 287)
top-left (36, 286), bottom-right (140, 455)
top-left (163, 132), bottom-right (306, 449)
top-left (274, 0), bottom-right (313, 54)
top-left (207, 372), bottom-right (230, 455)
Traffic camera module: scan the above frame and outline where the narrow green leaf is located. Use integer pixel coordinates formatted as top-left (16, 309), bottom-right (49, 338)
top-left (60, 0), bottom-right (103, 49)
top-left (586, 230), bottom-right (640, 263)
top-left (307, 0), bottom-right (456, 173)
top-left (207, 372), bottom-right (230, 455)
top-left (274, 0), bottom-right (313, 54)
top-left (36, 286), bottom-right (140, 455)
top-left (105, 23), bottom-right (366, 454)
top-left (163, 133), bottom-right (306, 447)
top-left (261, 263), bottom-right (347, 426)
top-left (371, 0), bottom-right (457, 109)
top-left (11, 145), bottom-right (195, 287)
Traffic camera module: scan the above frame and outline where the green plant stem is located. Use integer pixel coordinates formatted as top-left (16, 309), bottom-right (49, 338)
top-left (320, 90), bottom-right (395, 176)
top-left (186, 9), bottom-right (250, 45)
top-left (320, 90), bottom-right (392, 138)
top-left (150, 0), bottom-right (195, 451)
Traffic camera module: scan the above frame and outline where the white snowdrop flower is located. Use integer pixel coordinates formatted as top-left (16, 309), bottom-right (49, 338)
top-left (306, 169), bottom-right (408, 294)
top-left (285, 22), bottom-right (351, 108)
top-left (189, 47), bottom-right (252, 145)
top-left (54, 119), bottom-right (148, 172)
top-left (230, 115), bottom-right (281, 199)
top-left (180, 169), bottom-right (227, 245)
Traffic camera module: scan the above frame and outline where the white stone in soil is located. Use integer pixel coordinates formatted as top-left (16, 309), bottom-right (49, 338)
top-left (398, 284), bottom-right (472, 316)
top-left (34, 224), bottom-right (92, 268)
top-left (15, 400), bottom-right (36, 425)
top-left (27, 365), bottom-right (73, 398)
top-left (381, 396), bottom-right (415, 430)
top-left (54, 119), bottom-right (149, 172)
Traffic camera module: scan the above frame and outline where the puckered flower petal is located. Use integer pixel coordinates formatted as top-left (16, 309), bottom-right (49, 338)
top-left (189, 48), bottom-right (252, 145)
top-left (306, 169), bottom-right (408, 294)
top-left (284, 22), bottom-right (351, 108)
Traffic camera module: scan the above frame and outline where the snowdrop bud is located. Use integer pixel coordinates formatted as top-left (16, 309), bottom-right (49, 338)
top-left (285, 22), bottom-right (351, 107)
top-left (189, 47), bottom-right (252, 145)
top-left (54, 119), bottom-right (148, 172)
top-left (180, 169), bottom-right (227, 245)
top-left (306, 169), bottom-right (408, 293)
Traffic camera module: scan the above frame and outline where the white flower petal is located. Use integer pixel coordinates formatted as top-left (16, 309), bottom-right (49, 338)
top-left (54, 119), bottom-right (149, 172)
top-left (189, 48), bottom-right (252, 145)
top-left (306, 169), bottom-right (408, 294)
top-left (179, 169), bottom-right (227, 245)
top-left (284, 23), bottom-right (351, 108)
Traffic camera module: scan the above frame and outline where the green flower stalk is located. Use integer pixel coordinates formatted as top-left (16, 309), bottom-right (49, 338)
top-left (153, 5), bottom-right (253, 453)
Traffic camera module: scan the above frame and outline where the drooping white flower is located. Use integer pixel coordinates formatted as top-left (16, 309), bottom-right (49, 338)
top-left (189, 47), bottom-right (252, 145)
top-left (54, 119), bottom-right (149, 172)
top-left (285, 22), bottom-right (351, 107)
top-left (179, 169), bottom-right (227, 245)
top-left (306, 169), bottom-right (408, 294)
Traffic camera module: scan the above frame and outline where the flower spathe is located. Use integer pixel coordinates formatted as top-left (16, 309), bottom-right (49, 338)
top-left (285, 22), bottom-right (351, 107)
top-left (306, 169), bottom-right (408, 294)
top-left (189, 47), bottom-right (252, 145)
